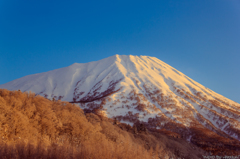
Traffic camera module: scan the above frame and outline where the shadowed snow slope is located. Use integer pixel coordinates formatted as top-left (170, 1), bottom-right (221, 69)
top-left (1, 55), bottom-right (240, 145)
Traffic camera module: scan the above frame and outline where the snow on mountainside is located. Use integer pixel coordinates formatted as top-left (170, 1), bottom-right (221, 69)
top-left (1, 54), bottom-right (240, 143)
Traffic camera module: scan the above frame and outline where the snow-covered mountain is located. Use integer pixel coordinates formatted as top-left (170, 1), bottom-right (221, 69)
top-left (1, 54), bottom-right (240, 144)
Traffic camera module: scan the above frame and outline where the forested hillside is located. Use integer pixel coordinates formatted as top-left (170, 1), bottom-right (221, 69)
top-left (0, 89), bottom-right (208, 159)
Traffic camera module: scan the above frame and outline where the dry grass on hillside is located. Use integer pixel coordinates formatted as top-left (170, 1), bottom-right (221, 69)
top-left (0, 139), bottom-right (154, 159)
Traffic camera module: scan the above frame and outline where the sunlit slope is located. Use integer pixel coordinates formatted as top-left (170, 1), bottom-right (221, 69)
top-left (1, 55), bottom-right (240, 142)
top-left (0, 89), bottom-right (210, 158)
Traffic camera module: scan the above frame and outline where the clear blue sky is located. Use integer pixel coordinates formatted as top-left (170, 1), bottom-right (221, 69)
top-left (0, 0), bottom-right (240, 103)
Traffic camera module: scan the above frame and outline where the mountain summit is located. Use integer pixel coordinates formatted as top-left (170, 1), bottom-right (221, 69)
top-left (1, 54), bottom-right (198, 102)
top-left (1, 55), bottom-right (240, 152)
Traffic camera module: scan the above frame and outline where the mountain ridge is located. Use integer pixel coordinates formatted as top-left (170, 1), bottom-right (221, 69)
top-left (1, 55), bottom-right (240, 153)
top-left (1, 54), bottom-right (237, 102)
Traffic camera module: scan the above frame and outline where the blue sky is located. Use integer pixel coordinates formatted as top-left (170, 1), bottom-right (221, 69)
top-left (0, 0), bottom-right (240, 103)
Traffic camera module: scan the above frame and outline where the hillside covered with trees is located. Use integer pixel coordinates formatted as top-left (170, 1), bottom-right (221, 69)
top-left (0, 89), bottom-right (209, 158)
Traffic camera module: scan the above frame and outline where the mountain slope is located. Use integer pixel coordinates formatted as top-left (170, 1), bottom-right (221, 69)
top-left (1, 55), bottom-right (240, 154)
top-left (0, 89), bottom-right (209, 159)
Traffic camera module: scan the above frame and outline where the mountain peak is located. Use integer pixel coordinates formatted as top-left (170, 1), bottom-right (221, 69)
top-left (1, 55), bottom-right (240, 144)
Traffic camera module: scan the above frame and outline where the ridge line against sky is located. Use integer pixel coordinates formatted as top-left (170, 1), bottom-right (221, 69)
top-left (0, 0), bottom-right (240, 103)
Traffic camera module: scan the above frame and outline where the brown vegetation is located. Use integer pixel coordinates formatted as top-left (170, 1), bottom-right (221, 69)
top-left (0, 89), bottom-right (154, 159)
top-left (0, 89), bottom-right (212, 158)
